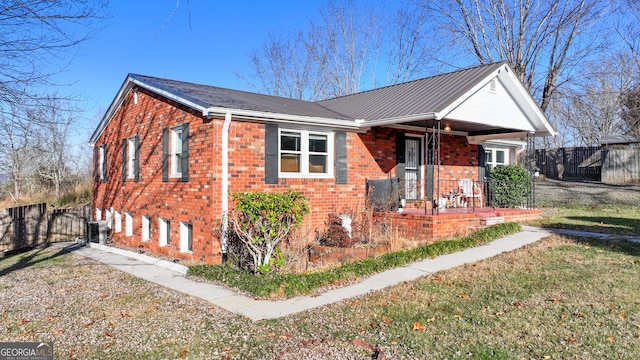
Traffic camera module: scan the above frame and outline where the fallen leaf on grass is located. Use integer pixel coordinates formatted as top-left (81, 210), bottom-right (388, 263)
top-left (52, 329), bottom-right (64, 336)
top-left (426, 317), bottom-right (436, 322)
top-left (618, 313), bottom-right (626, 320)
top-left (573, 312), bottom-right (585, 318)
top-left (512, 301), bottom-right (525, 308)
top-left (607, 336), bottom-right (615, 342)
top-left (267, 333), bottom-right (275, 337)
top-left (279, 334), bottom-right (292, 339)
top-left (178, 349), bottom-right (189, 358)
top-left (383, 316), bottom-right (392, 324)
top-left (458, 293), bottom-right (469, 299)
top-left (17, 319), bottom-right (30, 325)
top-left (120, 311), bottom-right (131, 318)
top-left (83, 320), bottom-right (95, 328)
top-left (412, 321), bottom-right (426, 331)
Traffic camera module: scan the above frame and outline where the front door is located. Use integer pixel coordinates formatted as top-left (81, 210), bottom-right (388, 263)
top-left (405, 137), bottom-right (421, 200)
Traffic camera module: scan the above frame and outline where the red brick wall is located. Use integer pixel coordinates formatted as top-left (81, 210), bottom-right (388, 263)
top-left (93, 87), bottom-right (482, 264)
top-left (93, 88), bottom-right (220, 264)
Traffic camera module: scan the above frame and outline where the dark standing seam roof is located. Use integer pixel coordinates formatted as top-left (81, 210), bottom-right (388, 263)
top-left (129, 74), bottom-right (351, 120)
top-left (130, 62), bottom-right (505, 123)
top-left (318, 62), bottom-right (506, 121)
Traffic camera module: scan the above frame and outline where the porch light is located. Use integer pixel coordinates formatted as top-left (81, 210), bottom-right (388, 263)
top-left (444, 123), bottom-right (451, 132)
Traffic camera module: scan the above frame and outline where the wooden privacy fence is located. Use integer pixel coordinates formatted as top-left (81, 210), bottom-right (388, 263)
top-left (534, 146), bottom-right (600, 180)
top-left (601, 147), bottom-right (640, 184)
top-left (0, 203), bottom-right (91, 253)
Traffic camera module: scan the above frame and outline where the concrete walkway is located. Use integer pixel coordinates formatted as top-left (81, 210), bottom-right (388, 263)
top-left (57, 227), bottom-right (558, 321)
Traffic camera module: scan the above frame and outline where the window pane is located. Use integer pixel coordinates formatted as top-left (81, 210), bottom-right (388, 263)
top-left (175, 131), bottom-right (182, 153)
top-left (281, 132), bottom-right (301, 151)
top-left (175, 153), bottom-right (182, 173)
top-left (280, 154), bottom-right (300, 172)
top-left (308, 134), bottom-right (327, 152)
top-left (496, 150), bottom-right (505, 163)
top-left (309, 155), bottom-right (326, 173)
top-left (485, 151), bottom-right (492, 163)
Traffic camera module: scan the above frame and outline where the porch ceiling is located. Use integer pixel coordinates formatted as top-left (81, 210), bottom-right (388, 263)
top-left (401, 118), bottom-right (527, 137)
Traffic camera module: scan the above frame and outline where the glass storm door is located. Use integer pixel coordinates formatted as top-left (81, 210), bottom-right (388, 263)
top-left (405, 138), bottom-right (420, 200)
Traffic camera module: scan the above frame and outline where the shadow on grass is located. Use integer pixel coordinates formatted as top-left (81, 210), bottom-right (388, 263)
top-left (0, 243), bottom-right (83, 277)
top-left (559, 234), bottom-right (640, 258)
top-left (540, 216), bottom-right (640, 236)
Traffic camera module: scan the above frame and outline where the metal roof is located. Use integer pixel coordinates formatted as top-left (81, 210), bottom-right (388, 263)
top-left (129, 74), bottom-right (350, 120)
top-left (318, 62), bottom-right (506, 121)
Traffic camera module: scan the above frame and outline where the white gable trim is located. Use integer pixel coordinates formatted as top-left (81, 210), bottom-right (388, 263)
top-left (437, 63), bottom-right (555, 137)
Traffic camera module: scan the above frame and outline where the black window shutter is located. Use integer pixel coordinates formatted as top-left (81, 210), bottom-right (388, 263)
top-left (134, 135), bottom-right (140, 182)
top-left (396, 132), bottom-right (406, 181)
top-left (102, 145), bottom-right (108, 183)
top-left (162, 127), bottom-right (169, 182)
top-left (477, 145), bottom-right (486, 181)
top-left (181, 123), bottom-right (189, 182)
top-left (121, 138), bottom-right (127, 182)
top-left (335, 131), bottom-right (347, 184)
top-left (93, 146), bottom-right (99, 183)
top-left (264, 123), bottom-right (278, 184)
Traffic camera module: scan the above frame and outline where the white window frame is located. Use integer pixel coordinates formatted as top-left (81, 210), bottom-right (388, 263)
top-left (485, 148), bottom-right (509, 171)
top-left (99, 145), bottom-right (106, 181)
top-left (170, 126), bottom-right (183, 178)
top-left (180, 221), bottom-right (193, 253)
top-left (95, 208), bottom-right (102, 221)
top-left (125, 213), bottom-right (133, 236)
top-left (278, 128), bottom-right (333, 178)
top-left (142, 215), bottom-right (150, 242)
top-left (127, 137), bottom-right (136, 179)
top-left (159, 218), bottom-right (170, 246)
top-left (105, 208), bottom-right (113, 229)
top-left (114, 210), bottom-right (122, 233)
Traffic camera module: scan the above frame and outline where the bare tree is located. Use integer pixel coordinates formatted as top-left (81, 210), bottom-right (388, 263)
top-left (0, 0), bottom-right (109, 112)
top-left (242, 0), bottom-right (431, 100)
top-left (31, 97), bottom-right (79, 200)
top-left (621, 83), bottom-right (640, 137)
top-left (0, 0), bottom-right (108, 203)
top-left (549, 55), bottom-right (634, 146)
top-left (422, 0), bottom-right (612, 113)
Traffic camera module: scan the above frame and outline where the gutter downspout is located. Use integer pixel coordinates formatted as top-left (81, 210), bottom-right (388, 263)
top-left (221, 112), bottom-right (232, 263)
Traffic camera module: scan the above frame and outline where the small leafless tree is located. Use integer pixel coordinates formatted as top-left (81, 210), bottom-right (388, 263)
top-left (242, 0), bottom-right (431, 100)
top-left (421, 0), bottom-right (612, 114)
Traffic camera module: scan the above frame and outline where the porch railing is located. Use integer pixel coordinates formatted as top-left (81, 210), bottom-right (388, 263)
top-left (368, 177), bottom-right (536, 213)
top-left (433, 178), bottom-right (536, 211)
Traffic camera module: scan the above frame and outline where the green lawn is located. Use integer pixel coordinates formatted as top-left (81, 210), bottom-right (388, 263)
top-left (531, 205), bottom-right (640, 236)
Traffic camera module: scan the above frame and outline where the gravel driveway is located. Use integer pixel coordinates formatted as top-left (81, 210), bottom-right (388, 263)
top-left (535, 178), bottom-right (640, 207)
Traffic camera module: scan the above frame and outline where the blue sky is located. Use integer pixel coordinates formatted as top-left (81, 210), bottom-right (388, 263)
top-left (59, 0), bottom-right (325, 139)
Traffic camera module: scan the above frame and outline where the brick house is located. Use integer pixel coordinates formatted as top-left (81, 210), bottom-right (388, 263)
top-left (89, 61), bottom-right (555, 264)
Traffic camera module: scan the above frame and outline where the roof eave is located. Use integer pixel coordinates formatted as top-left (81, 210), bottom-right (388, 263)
top-left (204, 107), bottom-right (363, 131)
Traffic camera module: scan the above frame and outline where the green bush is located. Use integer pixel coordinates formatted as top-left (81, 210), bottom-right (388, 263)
top-left (489, 165), bottom-right (531, 208)
top-left (229, 189), bottom-right (309, 274)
